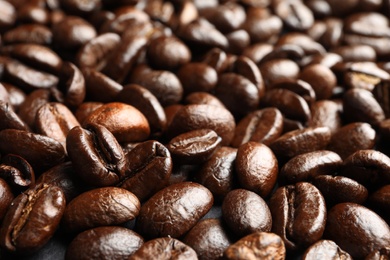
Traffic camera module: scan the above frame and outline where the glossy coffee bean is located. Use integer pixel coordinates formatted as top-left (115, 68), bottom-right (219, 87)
top-left (235, 142), bottom-right (278, 198)
top-left (183, 218), bottom-right (234, 260)
top-left (223, 232), bottom-right (286, 260)
top-left (120, 140), bottom-right (172, 202)
top-left (2, 24), bottom-right (53, 45)
top-left (17, 89), bottom-right (50, 129)
top-left (325, 203), bottom-right (390, 258)
top-left (0, 184), bottom-right (65, 254)
top-left (259, 59), bottom-right (300, 89)
top-left (135, 182), bottom-right (213, 239)
top-left (222, 189), bottom-right (272, 237)
top-left (0, 101), bottom-right (29, 131)
top-left (74, 102), bottom-right (103, 124)
top-left (0, 154), bottom-right (35, 192)
top-left (299, 64), bottom-right (336, 100)
top-left (83, 102), bottom-right (150, 143)
top-left (184, 92), bottom-right (226, 108)
top-left (129, 237), bottom-right (197, 260)
top-left (327, 122), bottom-right (376, 160)
top-left (269, 182), bottom-right (327, 251)
top-left (65, 226), bottom-right (144, 260)
top-left (195, 146), bottom-right (237, 201)
top-left (166, 104), bottom-right (235, 146)
top-left (167, 129), bottom-right (221, 165)
top-left (62, 187), bottom-right (140, 234)
top-left (280, 150), bottom-right (342, 184)
top-left (273, 0), bottom-right (314, 31)
top-left (66, 123), bottom-right (127, 187)
top-left (270, 127), bottom-right (331, 159)
top-left (0, 179), bottom-right (14, 222)
top-left (308, 100), bottom-right (342, 134)
top-left (369, 185), bottom-right (390, 222)
top-left (302, 240), bottom-right (352, 260)
top-left (177, 62), bottom-right (218, 95)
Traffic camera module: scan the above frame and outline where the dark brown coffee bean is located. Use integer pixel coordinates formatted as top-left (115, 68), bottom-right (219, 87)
top-left (325, 203), bottom-right (390, 258)
top-left (0, 101), bottom-right (29, 131)
top-left (365, 247), bottom-right (390, 260)
top-left (83, 68), bottom-right (123, 103)
top-left (2, 83), bottom-right (25, 113)
top-left (167, 129), bottom-right (221, 165)
top-left (332, 45), bottom-right (377, 62)
top-left (66, 123), bottom-right (127, 187)
top-left (259, 59), bottom-right (300, 88)
top-left (183, 218), bottom-right (234, 260)
top-left (327, 122), bottom-right (376, 160)
top-left (61, 0), bottom-right (101, 15)
top-left (2, 24), bottom-right (53, 45)
top-left (135, 182), bottom-right (213, 239)
top-left (235, 142), bottom-right (278, 198)
top-left (83, 102), bottom-right (150, 143)
top-left (129, 66), bottom-right (183, 106)
top-left (65, 226), bottom-right (143, 260)
top-left (177, 62), bottom-right (218, 95)
top-left (119, 140), bottom-right (172, 202)
top-left (343, 88), bottom-right (385, 126)
top-left (74, 102), bottom-right (103, 124)
top-left (271, 79), bottom-right (316, 106)
top-left (195, 146), bottom-right (236, 202)
top-left (184, 92), bottom-right (226, 108)
top-left (147, 36), bottom-right (191, 70)
top-left (223, 232), bottom-right (286, 260)
top-left (52, 16), bottom-right (97, 50)
top-left (201, 2), bottom-right (246, 33)
top-left (299, 64), bottom-right (337, 100)
top-left (215, 72), bottom-right (260, 118)
top-left (62, 187), bottom-right (140, 234)
top-left (302, 240), bottom-right (352, 260)
top-left (35, 102), bottom-right (80, 148)
top-left (226, 29), bottom-right (251, 54)
top-left (0, 154), bottom-right (35, 192)
top-left (261, 88), bottom-right (311, 123)
top-left (307, 52), bottom-right (342, 68)
top-left (341, 149), bottom-right (390, 189)
top-left (276, 32), bottom-right (326, 56)
top-left (0, 184), bottom-right (65, 254)
top-left (308, 100), bottom-right (342, 134)
top-left (269, 182), bottom-right (327, 251)
top-left (4, 59), bottom-right (59, 91)
top-left (270, 126), bottom-right (331, 159)
top-left (273, 0), bottom-right (314, 31)
top-left (260, 44), bottom-right (305, 65)
top-left (222, 189), bottom-right (272, 237)
top-left (17, 89), bottom-right (50, 129)
top-left (369, 185), bottom-right (390, 223)
top-left (129, 237), bottom-right (197, 260)
top-left (280, 150), bottom-right (342, 184)
top-left (36, 161), bottom-right (83, 202)
top-left (0, 129), bottom-right (66, 174)
top-left (166, 104), bottom-right (235, 146)
top-left (0, 0), bottom-right (16, 32)
top-left (116, 84), bottom-right (166, 136)
top-left (0, 178), bottom-right (14, 222)
top-left (313, 175), bottom-right (368, 205)
top-left (231, 108), bottom-right (284, 148)
top-left (76, 33), bottom-right (121, 71)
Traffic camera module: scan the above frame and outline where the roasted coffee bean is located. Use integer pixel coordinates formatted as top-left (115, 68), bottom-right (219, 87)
top-left (259, 59), bottom-right (300, 88)
top-left (2, 82), bottom-right (26, 112)
top-left (327, 122), bottom-right (376, 160)
top-left (269, 182), bottom-right (327, 251)
top-left (223, 232), bottom-right (286, 260)
top-left (83, 102), bottom-right (150, 143)
top-left (325, 203), bottom-right (390, 258)
top-left (260, 44), bottom-right (305, 65)
top-left (129, 237), bottom-right (198, 260)
top-left (302, 240), bottom-right (352, 260)
top-left (0, 154), bottom-right (35, 192)
top-left (116, 84), bottom-right (166, 136)
top-left (341, 149), bottom-right (390, 189)
top-left (119, 140), bottom-right (172, 202)
top-left (226, 29), bottom-right (251, 54)
top-left (0, 101), bottom-right (29, 131)
top-left (261, 88), bottom-right (311, 123)
top-left (74, 102), bottom-right (103, 124)
top-left (183, 218), bottom-right (234, 260)
top-left (184, 92), bottom-right (226, 108)
top-left (61, 0), bottom-right (101, 15)
top-left (332, 45), bottom-right (377, 62)
top-left (195, 146), bottom-right (237, 202)
top-left (35, 102), bottom-right (80, 148)
top-left (65, 226), bottom-right (143, 260)
top-left (0, 129), bottom-right (66, 174)
top-left (215, 72), bottom-right (260, 118)
top-left (0, 178), bottom-right (14, 222)
top-left (235, 142), bottom-right (278, 198)
top-left (308, 100), bottom-right (342, 134)
top-left (369, 185), bottom-right (390, 222)
top-left (76, 33), bottom-right (121, 71)
top-left (83, 68), bottom-right (123, 103)
top-left (177, 62), bottom-right (218, 95)
top-left (280, 150), bottom-right (342, 184)
top-left (66, 123), bottom-right (127, 187)
top-left (0, 184), bottom-right (65, 254)
top-left (62, 187), bottom-right (140, 234)
top-left (270, 126), bottom-right (331, 159)
top-left (167, 129), bottom-right (221, 165)
top-left (135, 182), bottom-right (213, 239)
top-left (313, 175), bottom-right (368, 205)
top-left (242, 43), bottom-right (273, 65)
top-left (201, 2), bottom-right (246, 33)
top-left (365, 247), bottom-right (390, 260)
top-left (343, 88), bottom-right (385, 126)
top-left (0, 0), bottom-right (16, 32)
top-left (222, 189), bottom-right (272, 237)
top-left (231, 108), bottom-right (284, 148)
top-left (166, 104), bottom-right (236, 146)
top-left (17, 89), bottom-right (50, 129)
top-left (276, 33), bottom-right (326, 56)
top-left (273, 0), bottom-right (314, 31)
top-left (2, 24), bottom-right (53, 45)
top-left (271, 79), bottom-right (316, 106)
top-left (299, 64), bottom-right (336, 100)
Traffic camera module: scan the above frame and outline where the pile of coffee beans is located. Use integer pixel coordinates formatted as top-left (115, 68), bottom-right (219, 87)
top-left (1, 0), bottom-right (390, 259)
